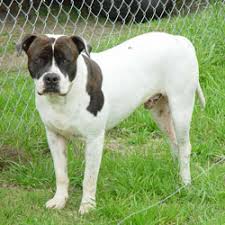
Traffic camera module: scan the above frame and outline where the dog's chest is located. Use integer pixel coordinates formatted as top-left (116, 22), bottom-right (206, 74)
top-left (49, 114), bottom-right (78, 138)
top-left (36, 92), bottom-right (107, 139)
top-left (37, 97), bottom-right (87, 138)
top-left (45, 106), bottom-right (83, 138)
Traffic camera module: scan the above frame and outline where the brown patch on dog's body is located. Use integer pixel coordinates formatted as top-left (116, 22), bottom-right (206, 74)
top-left (145, 95), bottom-right (178, 157)
top-left (83, 55), bottom-right (104, 116)
top-left (144, 94), bottom-right (162, 109)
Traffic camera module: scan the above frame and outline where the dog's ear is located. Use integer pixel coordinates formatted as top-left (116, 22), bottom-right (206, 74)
top-left (71, 36), bottom-right (92, 57)
top-left (16, 34), bottom-right (37, 56)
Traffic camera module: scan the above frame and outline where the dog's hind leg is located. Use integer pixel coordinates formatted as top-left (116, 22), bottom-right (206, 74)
top-left (144, 95), bottom-right (178, 159)
top-left (168, 91), bottom-right (195, 186)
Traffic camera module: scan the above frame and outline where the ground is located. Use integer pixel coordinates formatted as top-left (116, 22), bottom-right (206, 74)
top-left (0, 2), bottom-right (225, 225)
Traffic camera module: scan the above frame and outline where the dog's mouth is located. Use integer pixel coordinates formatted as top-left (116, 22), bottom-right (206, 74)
top-left (36, 81), bottom-right (73, 97)
top-left (38, 88), bottom-right (67, 97)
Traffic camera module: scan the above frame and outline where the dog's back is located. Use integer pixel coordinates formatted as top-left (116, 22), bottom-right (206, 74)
top-left (91, 32), bottom-right (200, 129)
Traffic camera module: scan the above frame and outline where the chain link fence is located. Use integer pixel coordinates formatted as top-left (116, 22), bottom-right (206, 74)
top-left (0, 0), bottom-right (224, 149)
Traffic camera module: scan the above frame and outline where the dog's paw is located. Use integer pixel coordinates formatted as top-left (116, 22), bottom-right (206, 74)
top-left (183, 179), bottom-right (191, 186)
top-left (79, 201), bottom-right (96, 215)
top-left (46, 195), bottom-right (68, 209)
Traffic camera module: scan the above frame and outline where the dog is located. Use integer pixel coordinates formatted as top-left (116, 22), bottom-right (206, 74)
top-left (17, 32), bottom-right (205, 214)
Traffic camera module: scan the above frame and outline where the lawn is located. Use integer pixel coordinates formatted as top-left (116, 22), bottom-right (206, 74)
top-left (0, 2), bottom-right (225, 225)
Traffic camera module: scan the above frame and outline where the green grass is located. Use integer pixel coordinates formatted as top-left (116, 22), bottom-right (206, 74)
top-left (0, 2), bottom-right (225, 225)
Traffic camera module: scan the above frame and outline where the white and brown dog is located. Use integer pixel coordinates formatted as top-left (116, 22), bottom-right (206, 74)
top-left (17, 32), bottom-right (205, 214)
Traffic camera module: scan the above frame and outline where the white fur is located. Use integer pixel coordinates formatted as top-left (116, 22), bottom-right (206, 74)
top-left (35, 32), bottom-right (204, 214)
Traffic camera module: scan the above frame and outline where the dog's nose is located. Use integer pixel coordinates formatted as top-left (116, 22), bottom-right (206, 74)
top-left (44, 73), bottom-right (60, 85)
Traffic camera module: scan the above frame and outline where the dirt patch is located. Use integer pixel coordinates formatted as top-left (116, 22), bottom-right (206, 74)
top-left (0, 145), bottom-right (28, 170)
top-left (105, 138), bottom-right (130, 153)
top-left (105, 136), bottom-right (162, 154)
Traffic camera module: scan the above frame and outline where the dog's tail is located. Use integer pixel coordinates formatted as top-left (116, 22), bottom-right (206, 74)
top-left (196, 82), bottom-right (206, 109)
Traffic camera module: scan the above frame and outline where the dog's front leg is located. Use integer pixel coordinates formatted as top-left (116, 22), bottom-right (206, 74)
top-left (45, 128), bottom-right (69, 209)
top-left (79, 131), bottom-right (105, 214)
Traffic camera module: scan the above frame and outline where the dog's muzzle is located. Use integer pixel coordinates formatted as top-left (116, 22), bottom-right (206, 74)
top-left (43, 73), bottom-right (60, 94)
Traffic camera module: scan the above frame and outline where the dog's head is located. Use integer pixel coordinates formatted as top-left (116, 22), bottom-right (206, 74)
top-left (17, 34), bottom-right (91, 96)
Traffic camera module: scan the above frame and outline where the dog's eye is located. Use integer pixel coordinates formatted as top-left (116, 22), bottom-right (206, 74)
top-left (33, 58), bottom-right (43, 65)
top-left (63, 58), bottom-right (70, 64)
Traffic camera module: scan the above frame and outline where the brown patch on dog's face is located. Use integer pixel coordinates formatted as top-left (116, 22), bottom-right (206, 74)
top-left (26, 35), bottom-right (54, 79)
top-left (54, 36), bottom-right (80, 82)
top-left (18, 34), bottom-right (86, 83)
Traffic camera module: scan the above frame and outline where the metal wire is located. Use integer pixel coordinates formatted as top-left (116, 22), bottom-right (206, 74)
top-left (0, 0), bottom-right (224, 146)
